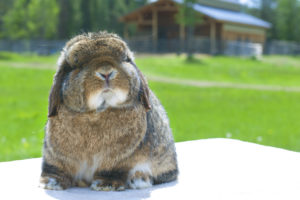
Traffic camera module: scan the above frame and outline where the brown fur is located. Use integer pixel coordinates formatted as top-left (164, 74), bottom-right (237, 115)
top-left (40, 31), bottom-right (178, 191)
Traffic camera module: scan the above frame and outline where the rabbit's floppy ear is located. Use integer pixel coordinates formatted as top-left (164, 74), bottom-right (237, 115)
top-left (130, 60), bottom-right (151, 111)
top-left (48, 57), bottom-right (72, 117)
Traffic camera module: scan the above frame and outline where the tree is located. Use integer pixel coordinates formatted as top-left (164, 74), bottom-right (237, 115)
top-left (109, 0), bottom-right (128, 33)
top-left (246, 0), bottom-right (300, 42)
top-left (80, 0), bottom-right (92, 32)
top-left (3, 0), bottom-right (59, 39)
top-left (90, 0), bottom-right (110, 32)
top-left (260, 0), bottom-right (277, 40)
top-left (2, 0), bottom-right (149, 40)
top-left (88, 0), bottom-right (147, 36)
top-left (57, 0), bottom-right (76, 39)
top-left (0, 0), bottom-right (15, 38)
top-left (276, 0), bottom-right (300, 42)
top-left (176, 0), bottom-right (202, 59)
top-left (2, 0), bottom-right (29, 39)
top-left (27, 0), bottom-right (59, 39)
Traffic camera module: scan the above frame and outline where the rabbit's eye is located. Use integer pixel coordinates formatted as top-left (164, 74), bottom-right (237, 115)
top-left (124, 57), bottom-right (131, 63)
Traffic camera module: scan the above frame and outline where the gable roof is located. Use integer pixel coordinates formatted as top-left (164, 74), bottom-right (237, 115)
top-left (173, 0), bottom-right (271, 28)
top-left (122, 0), bottom-right (271, 29)
top-left (146, 0), bottom-right (272, 29)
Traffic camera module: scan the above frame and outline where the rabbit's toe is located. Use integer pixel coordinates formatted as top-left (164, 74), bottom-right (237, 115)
top-left (127, 170), bottom-right (152, 189)
top-left (90, 179), bottom-right (125, 191)
top-left (39, 177), bottom-right (64, 190)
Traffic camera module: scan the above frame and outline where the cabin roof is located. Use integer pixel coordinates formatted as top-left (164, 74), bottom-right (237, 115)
top-left (123, 0), bottom-right (271, 29)
top-left (191, 3), bottom-right (271, 28)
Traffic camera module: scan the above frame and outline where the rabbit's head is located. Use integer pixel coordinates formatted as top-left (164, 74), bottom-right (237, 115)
top-left (48, 32), bottom-right (150, 117)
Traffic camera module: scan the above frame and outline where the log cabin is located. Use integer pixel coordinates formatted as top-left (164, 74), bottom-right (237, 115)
top-left (120, 0), bottom-right (271, 54)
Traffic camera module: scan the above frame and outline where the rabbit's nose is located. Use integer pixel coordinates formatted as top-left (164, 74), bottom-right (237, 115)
top-left (96, 70), bottom-right (117, 81)
top-left (99, 72), bottom-right (111, 80)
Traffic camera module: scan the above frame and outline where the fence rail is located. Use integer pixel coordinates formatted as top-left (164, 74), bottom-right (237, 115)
top-left (264, 40), bottom-right (300, 55)
top-left (0, 40), bottom-right (66, 55)
top-left (0, 38), bottom-right (299, 56)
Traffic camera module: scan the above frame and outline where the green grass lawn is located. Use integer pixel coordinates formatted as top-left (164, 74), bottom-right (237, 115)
top-left (151, 82), bottom-right (300, 151)
top-left (137, 55), bottom-right (300, 86)
top-left (0, 52), bottom-right (300, 161)
top-left (0, 66), bottom-right (53, 161)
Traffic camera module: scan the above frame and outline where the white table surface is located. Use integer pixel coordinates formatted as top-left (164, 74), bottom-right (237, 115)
top-left (1, 138), bottom-right (300, 200)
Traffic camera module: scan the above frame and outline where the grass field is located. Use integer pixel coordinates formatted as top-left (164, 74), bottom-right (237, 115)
top-left (1, 52), bottom-right (300, 161)
top-left (137, 55), bottom-right (300, 86)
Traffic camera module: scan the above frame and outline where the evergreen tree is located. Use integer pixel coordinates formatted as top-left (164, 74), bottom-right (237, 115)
top-left (176, 0), bottom-right (202, 58)
top-left (260, 0), bottom-right (277, 40)
top-left (27, 0), bottom-right (59, 39)
top-left (3, 0), bottom-right (30, 39)
top-left (247, 0), bottom-right (300, 42)
top-left (90, 0), bottom-right (110, 32)
top-left (276, 0), bottom-right (300, 42)
top-left (0, 0), bottom-right (15, 38)
top-left (57, 0), bottom-right (76, 39)
top-left (2, 0), bottom-right (149, 39)
top-left (3, 0), bottom-right (59, 39)
top-left (109, 0), bottom-right (128, 33)
top-left (80, 0), bottom-right (92, 32)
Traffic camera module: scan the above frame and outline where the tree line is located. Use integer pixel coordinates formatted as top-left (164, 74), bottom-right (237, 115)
top-left (0, 0), bottom-right (300, 43)
top-left (0, 0), bottom-right (148, 40)
top-left (247, 0), bottom-right (300, 42)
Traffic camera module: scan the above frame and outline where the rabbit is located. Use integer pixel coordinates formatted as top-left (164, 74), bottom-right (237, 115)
top-left (39, 31), bottom-right (178, 191)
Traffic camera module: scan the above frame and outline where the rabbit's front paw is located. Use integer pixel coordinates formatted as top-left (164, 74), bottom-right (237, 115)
top-left (39, 177), bottom-right (64, 190)
top-left (90, 179), bottom-right (125, 191)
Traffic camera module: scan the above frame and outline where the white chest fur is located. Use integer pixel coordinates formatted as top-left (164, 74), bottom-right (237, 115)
top-left (75, 156), bottom-right (102, 182)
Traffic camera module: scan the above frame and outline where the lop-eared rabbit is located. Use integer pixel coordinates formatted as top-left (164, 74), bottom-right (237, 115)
top-left (40, 32), bottom-right (178, 191)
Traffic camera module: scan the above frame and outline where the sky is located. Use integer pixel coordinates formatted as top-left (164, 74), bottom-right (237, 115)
top-left (212, 0), bottom-right (258, 7)
top-left (150, 0), bottom-right (258, 8)
top-left (222, 0), bottom-right (254, 6)
top-left (239, 0), bottom-right (259, 7)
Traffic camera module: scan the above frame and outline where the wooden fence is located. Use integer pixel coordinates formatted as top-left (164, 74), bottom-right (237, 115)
top-left (0, 38), bottom-right (299, 56)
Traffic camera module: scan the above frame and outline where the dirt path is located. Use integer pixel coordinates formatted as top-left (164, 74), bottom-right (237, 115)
top-left (4, 62), bottom-right (300, 92)
top-left (0, 61), bottom-right (56, 70)
top-left (147, 75), bottom-right (300, 93)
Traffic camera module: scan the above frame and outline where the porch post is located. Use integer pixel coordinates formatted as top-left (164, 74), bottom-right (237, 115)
top-left (124, 24), bottom-right (129, 40)
top-left (210, 20), bottom-right (216, 54)
top-left (180, 23), bottom-right (185, 53)
top-left (152, 8), bottom-right (158, 51)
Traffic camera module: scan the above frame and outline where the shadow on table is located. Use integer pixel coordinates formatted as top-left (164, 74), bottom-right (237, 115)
top-left (45, 181), bottom-right (178, 200)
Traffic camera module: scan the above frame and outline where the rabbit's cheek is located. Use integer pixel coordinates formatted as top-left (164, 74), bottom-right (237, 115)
top-left (87, 91), bottom-right (105, 110)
